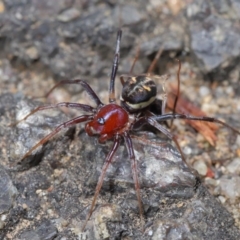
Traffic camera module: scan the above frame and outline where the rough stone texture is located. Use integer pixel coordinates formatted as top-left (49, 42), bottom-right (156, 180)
top-left (0, 94), bottom-right (239, 239)
top-left (186, 0), bottom-right (240, 80)
top-left (0, 0), bottom-right (240, 239)
top-left (0, 0), bottom-right (185, 83)
top-left (1, 0), bottom-right (239, 82)
top-left (0, 166), bottom-right (18, 215)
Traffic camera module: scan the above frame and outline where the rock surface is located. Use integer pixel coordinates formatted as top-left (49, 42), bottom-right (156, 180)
top-left (0, 94), bottom-right (239, 239)
top-left (0, 0), bottom-right (240, 239)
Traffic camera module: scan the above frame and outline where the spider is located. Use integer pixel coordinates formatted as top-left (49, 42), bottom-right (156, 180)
top-left (12, 29), bottom-right (240, 232)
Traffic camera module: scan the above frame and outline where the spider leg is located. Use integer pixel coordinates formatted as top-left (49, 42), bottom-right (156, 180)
top-left (10, 102), bottom-right (95, 126)
top-left (129, 44), bottom-right (140, 74)
top-left (146, 117), bottom-right (186, 162)
top-left (124, 132), bottom-right (144, 229)
top-left (120, 47), bottom-right (163, 87)
top-left (133, 117), bottom-right (186, 162)
top-left (120, 74), bottom-right (130, 85)
top-left (18, 115), bottom-right (93, 164)
top-left (153, 114), bottom-right (240, 135)
top-left (109, 30), bottom-right (122, 103)
top-left (81, 135), bottom-right (121, 231)
top-left (147, 48), bottom-right (163, 74)
top-left (131, 135), bottom-right (168, 148)
top-left (170, 60), bottom-right (181, 128)
top-left (40, 79), bottom-right (103, 106)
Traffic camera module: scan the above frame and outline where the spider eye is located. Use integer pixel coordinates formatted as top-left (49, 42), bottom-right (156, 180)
top-left (97, 117), bottom-right (105, 125)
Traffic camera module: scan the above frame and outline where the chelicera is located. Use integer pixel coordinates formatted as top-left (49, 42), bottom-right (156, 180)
top-left (13, 29), bottom-right (240, 231)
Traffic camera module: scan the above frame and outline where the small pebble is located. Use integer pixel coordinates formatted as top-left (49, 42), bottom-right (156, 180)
top-left (183, 146), bottom-right (192, 155)
top-left (201, 102), bottom-right (219, 114)
top-left (193, 160), bottom-right (208, 176)
top-left (36, 189), bottom-right (43, 195)
top-left (25, 46), bottom-right (39, 60)
top-left (236, 135), bottom-right (240, 146)
top-left (219, 176), bottom-right (240, 200)
top-left (226, 158), bottom-right (240, 174)
top-left (57, 8), bottom-right (80, 22)
top-left (0, 219), bottom-right (4, 230)
top-left (199, 86), bottom-right (210, 97)
top-left (218, 195), bottom-right (226, 204)
top-left (225, 86), bottom-right (234, 96)
top-left (205, 177), bottom-right (217, 187)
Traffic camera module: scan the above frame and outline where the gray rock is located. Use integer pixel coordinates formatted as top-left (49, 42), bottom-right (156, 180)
top-left (0, 93), bottom-right (239, 239)
top-left (0, 166), bottom-right (18, 218)
top-left (186, 0), bottom-right (240, 80)
top-left (57, 8), bottom-right (81, 23)
top-left (17, 220), bottom-right (58, 240)
top-left (0, 0), bottom-right (185, 81)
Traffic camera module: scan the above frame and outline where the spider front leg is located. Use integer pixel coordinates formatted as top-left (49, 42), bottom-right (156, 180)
top-left (81, 135), bottom-right (121, 231)
top-left (17, 115), bottom-right (93, 164)
top-left (10, 102), bottom-right (95, 126)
